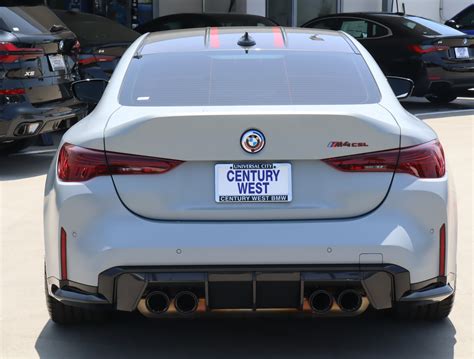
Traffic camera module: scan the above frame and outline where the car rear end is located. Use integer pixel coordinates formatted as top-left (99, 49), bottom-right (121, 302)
top-left (401, 16), bottom-right (474, 98)
top-left (44, 28), bottom-right (456, 319)
top-left (53, 10), bottom-right (139, 80)
top-left (0, 5), bottom-right (87, 150)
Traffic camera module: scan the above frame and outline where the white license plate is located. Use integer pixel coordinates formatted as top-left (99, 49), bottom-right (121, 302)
top-left (215, 163), bottom-right (292, 203)
top-left (454, 47), bottom-right (470, 59)
top-left (48, 54), bottom-right (66, 71)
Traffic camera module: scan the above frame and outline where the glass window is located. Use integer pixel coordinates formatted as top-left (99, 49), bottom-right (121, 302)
top-left (54, 11), bottom-right (139, 47)
top-left (305, 18), bottom-right (341, 30)
top-left (119, 50), bottom-right (381, 107)
top-left (266, 0), bottom-right (292, 27)
top-left (339, 19), bottom-right (389, 39)
top-left (457, 7), bottom-right (474, 27)
top-left (402, 16), bottom-right (464, 36)
top-left (0, 6), bottom-right (66, 34)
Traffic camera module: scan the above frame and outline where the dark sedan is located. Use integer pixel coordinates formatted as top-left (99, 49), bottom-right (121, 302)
top-left (135, 13), bottom-right (278, 34)
top-left (53, 10), bottom-right (140, 80)
top-left (303, 13), bottom-right (474, 103)
top-left (0, 2), bottom-right (87, 154)
top-left (445, 5), bottom-right (474, 35)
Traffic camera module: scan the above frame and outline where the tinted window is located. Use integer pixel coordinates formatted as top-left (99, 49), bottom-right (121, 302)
top-left (55, 11), bottom-right (139, 46)
top-left (211, 14), bottom-right (276, 27)
top-left (0, 6), bottom-right (66, 34)
top-left (402, 16), bottom-right (464, 36)
top-left (456, 7), bottom-right (474, 27)
top-left (306, 18), bottom-right (341, 30)
top-left (119, 51), bottom-right (380, 106)
top-left (307, 18), bottom-right (389, 39)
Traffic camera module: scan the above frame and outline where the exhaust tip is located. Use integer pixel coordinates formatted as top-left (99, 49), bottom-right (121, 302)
top-left (145, 291), bottom-right (170, 314)
top-left (174, 291), bottom-right (199, 314)
top-left (309, 290), bottom-right (334, 313)
top-left (337, 289), bottom-right (362, 312)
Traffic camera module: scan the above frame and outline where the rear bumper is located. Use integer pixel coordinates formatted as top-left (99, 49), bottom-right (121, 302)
top-left (47, 264), bottom-right (451, 314)
top-left (0, 99), bottom-right (87, 142)
top-left (414, 61), bottom-right (474, 96)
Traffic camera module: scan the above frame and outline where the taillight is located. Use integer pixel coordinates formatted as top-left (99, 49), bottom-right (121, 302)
top-left (408, 44), bottom-right (449, 54)
top-left (0, 88), bottom-right (25, 95)
top-left (57, 143), bottom-right (184, 182)
top-left (323, 140), bottom-right (445, 179)
top-left (0, 42), bottom-right (44, 63)
top-left (78, 54), bottom-right (116, 66)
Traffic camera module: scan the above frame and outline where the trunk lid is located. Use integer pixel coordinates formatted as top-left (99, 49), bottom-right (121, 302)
top-left (104, 105), bottom-right (401, 221)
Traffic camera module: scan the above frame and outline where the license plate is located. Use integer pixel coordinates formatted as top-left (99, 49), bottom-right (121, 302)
top-left (454, 47), bottom-right (470, 59)
top-left (215, 163), bottom-right (292, 203)
top-left (48, 54), bottom-right (66, 71)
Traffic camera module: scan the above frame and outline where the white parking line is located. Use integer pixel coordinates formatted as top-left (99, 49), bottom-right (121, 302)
top-left (10, 149), bottom-right (57, 156)
top-left (414, 109), bottom-right (474, 117)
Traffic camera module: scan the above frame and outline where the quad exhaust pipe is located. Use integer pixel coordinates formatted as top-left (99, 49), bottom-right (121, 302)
top-left (145, 291), bottom-right (170, 314)
top-left (337, 289), bottom-right (362, 312)
top-left (309, 290), bottom-right (334, 313)
top-left (174, 291), bottom-right (199, 314)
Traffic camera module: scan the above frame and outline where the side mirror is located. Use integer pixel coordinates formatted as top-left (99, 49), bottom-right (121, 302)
top-left (386, 76), bottom-right (414, 99)
top-left (71, 79), bottom-right (108, 104)
top-left (444, 19), bottom-right (459, 29)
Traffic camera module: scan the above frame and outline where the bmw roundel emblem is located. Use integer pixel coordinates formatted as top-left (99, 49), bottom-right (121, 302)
top-left (241, 129), bottom-right (265, 154)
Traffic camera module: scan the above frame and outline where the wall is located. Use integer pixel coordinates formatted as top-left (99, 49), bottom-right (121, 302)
top-left (155, 0), bottom-right (202, 17)
top-left (343, 0), bottom-right (383, 12)
top-left (392, 0), bottom-right (473, 22)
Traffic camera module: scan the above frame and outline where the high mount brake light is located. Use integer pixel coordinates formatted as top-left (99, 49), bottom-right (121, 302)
top-left (408, 44), bottom-right (449, 54)
top-left (323, 140), bottom-right (445, 179)
top-left (0, 42), bottom-right (44, 63)
top-left (57, 143), bottom-right (184, 182)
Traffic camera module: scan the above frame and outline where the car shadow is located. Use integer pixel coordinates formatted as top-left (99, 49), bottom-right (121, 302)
top-left (34, 311), bottom-right (456, 358)
top-left (401, 97), bottom-right (474, 119)
top-left (0, 150), bottom-right (55, 180)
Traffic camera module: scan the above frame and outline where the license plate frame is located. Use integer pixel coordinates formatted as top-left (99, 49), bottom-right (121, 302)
top-left (48, 54), bottom-right (66, 71)
top-left (215, 163), bottom-right (292, 203)
top-left (454, 47), bottom-right (470, 59)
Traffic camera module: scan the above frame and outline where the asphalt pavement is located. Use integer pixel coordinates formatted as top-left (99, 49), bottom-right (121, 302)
top-left (0, 98), bottom-right (472, 358)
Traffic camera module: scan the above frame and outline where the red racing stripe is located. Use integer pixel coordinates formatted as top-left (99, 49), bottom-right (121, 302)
top-left (273, 27), bottom-right (284, 48)
top-left (210, 27), bottom-right (220, 48)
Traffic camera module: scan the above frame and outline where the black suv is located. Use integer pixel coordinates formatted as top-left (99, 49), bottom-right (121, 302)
top-left (0, 1), bottom-right (87, 153)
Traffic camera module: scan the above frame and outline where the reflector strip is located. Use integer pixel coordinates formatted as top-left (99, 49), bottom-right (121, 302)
top-left (60, 227), bottom-right (67, 280)
top-left (0, 88), bottom-right (25, 95)
top-left (439, 224), bottom-right (446, 277)
top-left (210, 27), bottom-right (220, 48)
top-left (272, 27), bottom-right (284, 48)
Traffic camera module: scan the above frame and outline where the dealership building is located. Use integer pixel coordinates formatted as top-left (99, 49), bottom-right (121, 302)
top-left (48, 0), bottom-right (473, 29)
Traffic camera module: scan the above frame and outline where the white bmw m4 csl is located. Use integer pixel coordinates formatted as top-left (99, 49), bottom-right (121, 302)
top-left (44, 27), bottom-right (457, 324)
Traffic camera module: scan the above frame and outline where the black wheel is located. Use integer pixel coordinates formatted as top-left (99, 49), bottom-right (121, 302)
top-left (44, 269), bottom-right (108, 325)
top-left (0, 138), bottom-right (36, 155)
top-left (426, 94), bottom-right (458, 104)
top-left (393, 293), bottom-right (455, 320)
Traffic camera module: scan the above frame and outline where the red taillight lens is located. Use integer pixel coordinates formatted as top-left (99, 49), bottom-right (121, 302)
top-left (78, 54), bottom-right (116, 66)
top-left (408, 44), bottom-right (449, 54)
top-left (57, 143), bottom-right (184, 182)
top-left (0, 88), bottom-right (25, 95)
top-left (323, 140), bottom-right (445, 179)
top-left (0, 42), bottom-right (44, 63)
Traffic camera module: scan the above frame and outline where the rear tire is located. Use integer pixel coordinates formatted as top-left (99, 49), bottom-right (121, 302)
top-left (44, 270), bottom-right (108, 325)
top-left (393, 293), bottom-right (455, 320)
top-left (425, 94), bottom-right (457, 104)
top-left (0, 138), bottom-right (36, 155)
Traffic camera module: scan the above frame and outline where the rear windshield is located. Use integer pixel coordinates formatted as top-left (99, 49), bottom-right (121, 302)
top-left (0, 6), bottom-right (66, 34)
top-left (54, 11), bottom-right (139, 46)
top-left (119, 51), bottom-right (380, 106)
top-left (402, 16), bottom-right (464, 36)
